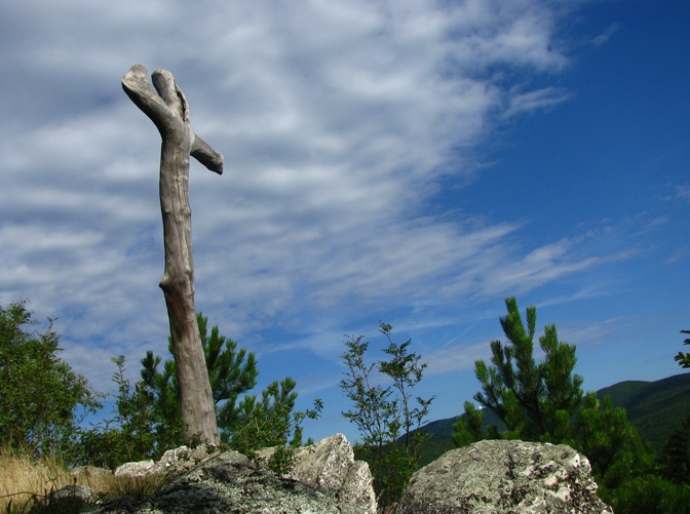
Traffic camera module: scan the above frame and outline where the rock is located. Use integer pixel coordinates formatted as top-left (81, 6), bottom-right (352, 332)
top-left (190, 443), bottom-right (215, 462)
top-left (91, 435), bottom-right (376, 514)
top-left (113, 444), bottom-right (220, 478)
top-left (43, 485), bottom-right (94, 510)
top-left (152, 445), bottom-right (208, 475)
top-left (394, 439), bottom-right (613, 514)
top-left (114, 459), bottom-right (155, 477)
top-left (91, 450), bottom-right (342, 514)
top-left (339, 460), bottom-right (378, 514)
top-left (256, 434), bottom-right (377, 514)
top-left (51, 484), bottom-right (95, 502)
top-left (155, 445), bottom-right (194, 473)
top-left (71, 465), bottom-right (113, 480)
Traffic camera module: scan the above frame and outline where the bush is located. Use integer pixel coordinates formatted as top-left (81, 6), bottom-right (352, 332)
top-left (0, 300), bottom-right (101, 458)
top-left (340, 322), bottom-right (434, 509)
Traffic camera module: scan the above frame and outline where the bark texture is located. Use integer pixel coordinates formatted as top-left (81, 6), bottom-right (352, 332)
top-left (121, 64), bottom-right (222, 444)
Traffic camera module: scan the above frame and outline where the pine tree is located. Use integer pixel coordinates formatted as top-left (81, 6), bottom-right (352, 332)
top-left (662, 416), bottom-right (690, 485)
top-left (135, 312), bottom-right (321, 457)
top-left (452, 297), bottom-right (681, 513)
top-left (79, 313), bottom-right (321, 467)
top-left (451, 401), bottom-right (499, 447)
top-left (469, 297), bottom-right (582, 443)
top-left (139, 312), bottom-right (260, 445)
top-left (223, 376), bottom-right (323, 470)
top-left (674, 329), bottom-right (690, 368)
top-left (661, 329), bottom-right (690, 487)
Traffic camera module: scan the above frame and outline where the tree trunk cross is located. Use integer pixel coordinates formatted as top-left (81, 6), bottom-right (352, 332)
top-left (122, 64), bottom-right (222, 444)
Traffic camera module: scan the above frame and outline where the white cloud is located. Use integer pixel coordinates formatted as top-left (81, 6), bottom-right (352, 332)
top-left (674, 185), bottom-right (690, 203)
top-left (0, 0), bottom-right (619, 391)
top-left (592, 23), bottom-right (619, 46)
top-left (503, 87), bottom-right (571, 118)
top-left (424, 340), bottom-right (494, 377)
top-left (557, 316), bottom-right (633, 349)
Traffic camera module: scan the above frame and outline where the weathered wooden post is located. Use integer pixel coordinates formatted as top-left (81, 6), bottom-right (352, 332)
top-left (122, 64), bottom-right (221, 444)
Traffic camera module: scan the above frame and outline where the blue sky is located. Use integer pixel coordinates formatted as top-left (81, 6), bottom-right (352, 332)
top-left (1, 0), bottom-right (689, 444)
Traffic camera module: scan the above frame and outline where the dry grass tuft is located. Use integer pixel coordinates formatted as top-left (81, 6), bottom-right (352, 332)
top-left (0, 445), bottom-right (73, 511)
top-left (0, 445), bottom-right (172, 513)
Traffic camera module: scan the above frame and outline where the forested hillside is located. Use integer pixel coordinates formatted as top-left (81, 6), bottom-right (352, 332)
top-left (597, 373), bottom-right (690, 453)
top-left (416, 372), bottom-right (690, 462)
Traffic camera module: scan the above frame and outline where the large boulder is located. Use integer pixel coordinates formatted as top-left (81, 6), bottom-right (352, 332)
top-left (394, 439), bottom-right (613, 514)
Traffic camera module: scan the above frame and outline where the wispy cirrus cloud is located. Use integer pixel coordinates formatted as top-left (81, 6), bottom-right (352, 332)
top-left (0, 0), bottom-right (623, 394)
top-left (673, 185), bottom-right (690, 203)
top-left (592, 23), bottom-right (619, 46)
top-left (503, 87), bottom-right (571, 119)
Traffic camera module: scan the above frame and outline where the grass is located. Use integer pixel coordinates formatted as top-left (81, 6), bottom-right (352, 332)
top-left (0, 445), bottom-right (172, 514)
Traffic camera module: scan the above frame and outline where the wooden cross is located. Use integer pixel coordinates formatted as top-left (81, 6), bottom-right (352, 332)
top-left (122, 64), bottom-right (222, 443)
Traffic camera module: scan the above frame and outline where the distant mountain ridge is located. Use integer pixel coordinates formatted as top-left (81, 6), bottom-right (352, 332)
top-left (597, 373), bottom-right (690, 452)
top-left (416, 373), bottom-right (690, 456)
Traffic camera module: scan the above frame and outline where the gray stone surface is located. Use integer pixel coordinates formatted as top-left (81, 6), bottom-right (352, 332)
top-left (89, 435), bottom-right (377, 514)
top-left (50, 484), bottom-right (95, 502)
top-left (114, 459), bottom-right (155, 477)
top-left (70, 465), bottom-right (113, 480)
top-left (92, 450), bottom-right (342, 514)
top-left (112, 444), bottom-right (220, 478)
top-left (394, 439), bottom-right (614, 514)
top-left (251, 434), bottom-right (377, 514)
top-left (339, 460), bottom-right (378, 514)
top-left (152, 444), bottom-right (218, 475)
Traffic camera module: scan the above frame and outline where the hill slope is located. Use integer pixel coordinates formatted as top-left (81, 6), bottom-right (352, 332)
top-left (416, 373), bottom-right (690, 462)
top-left (597, 373), bottom-right (690, 452)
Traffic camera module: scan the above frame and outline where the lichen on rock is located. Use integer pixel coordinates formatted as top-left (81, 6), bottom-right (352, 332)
top-left (394, 439), bottom-right (613, 514)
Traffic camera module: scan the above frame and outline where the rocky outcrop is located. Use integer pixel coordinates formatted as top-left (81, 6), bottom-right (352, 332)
top-left (90, 450), bottom-right (342, 514)
top-left (256, 434), bottom-right (377, 514)
top-left (113, 443), bottom-right (219, 478)
top-left (394, 439), bottom-right (613, 514)
top-left (82, 436), bottom-right (612, 514)
top-left (87, 435), bottom-right (376, 514)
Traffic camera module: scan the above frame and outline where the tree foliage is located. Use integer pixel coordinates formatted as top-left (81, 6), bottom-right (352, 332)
top-left (465, 297), bottom-right (583, 443)
top-left (655, 328), bottom-right (690, 504)
top-left (223, 377), bottom-right (323, 474)
top-left (451, 401), bottom-right (500, 448)
top-left (600, 328), bottom-right (690, 512)
top-left (452, 297), bottom-right (684, 512)
top-left (77, 355), bottom-right (161, 468)
top-left (78, 312), bottom-right (320, 469)
top-left (138, 312), bottom-right (261, 450)
top-left (674, 330), bottom-right (690, 368)
top-left (573, 393), bottom-right (642, 483)
top-left (340, 323), bottom-right (434, 508)
top-left (662, 415), bottom-right (690, 485)
top-left (0, 300), bottom-right (101, 456)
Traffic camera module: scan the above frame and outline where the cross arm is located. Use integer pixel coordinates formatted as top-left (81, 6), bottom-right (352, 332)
top-left (121, 64), bottom-right (224, 175)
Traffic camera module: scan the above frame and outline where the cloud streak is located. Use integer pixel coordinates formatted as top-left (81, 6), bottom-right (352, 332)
top-left (0, 0), bottom-right (626, 396)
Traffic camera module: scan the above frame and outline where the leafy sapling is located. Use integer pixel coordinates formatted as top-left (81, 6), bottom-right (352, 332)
top-left (340, 322), bottom-right (434, 508)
